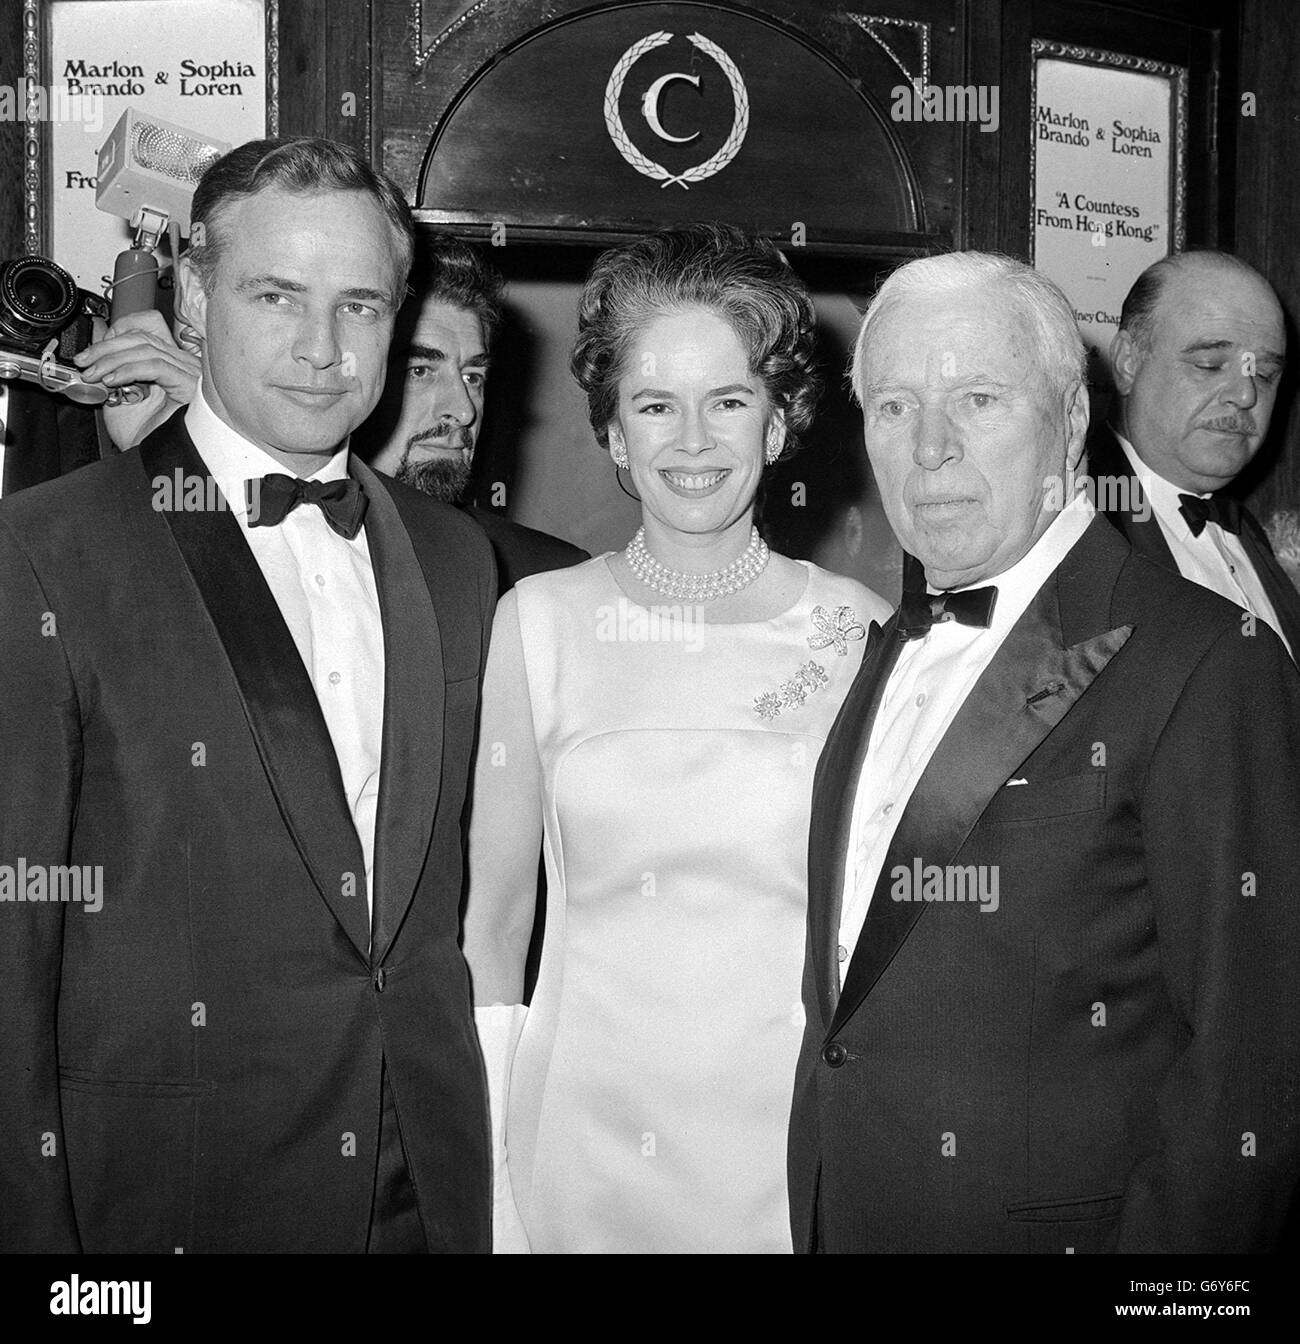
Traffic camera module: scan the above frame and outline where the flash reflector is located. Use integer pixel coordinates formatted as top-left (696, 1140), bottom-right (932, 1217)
top-left (96, 109), bottom-right (230, 236)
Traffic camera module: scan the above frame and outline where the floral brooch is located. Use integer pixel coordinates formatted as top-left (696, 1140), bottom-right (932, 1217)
top-left (753, 606), bottom-right (866, 721)
top-left (755, 661), bottom-right (829, 721)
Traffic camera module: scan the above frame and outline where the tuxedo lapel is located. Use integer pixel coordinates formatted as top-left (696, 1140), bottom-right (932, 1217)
top-left (1093, 431), bottom-right (1300, 659)
top-left (138, 420), bottom-right (371, 961)
top-left (1238, 512), bottom-right (1300, 659)
top-left (1088, 428), bottom-right (1178, 570)
top-left (807, 619), bottom-right (902, 1026)
top-left (1117, 489), bottom-right (1177, 570)
top-left (828, 519), bottom-right (1134, 1040)
top-left (351, 459), bottom-right (446, 963)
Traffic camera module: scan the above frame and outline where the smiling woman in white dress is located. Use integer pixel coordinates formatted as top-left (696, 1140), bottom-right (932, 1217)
top-left (464, 224), bottom-right (890, 1254)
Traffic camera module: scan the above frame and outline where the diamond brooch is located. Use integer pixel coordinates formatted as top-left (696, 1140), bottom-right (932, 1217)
top-left (807, 604), bottom-right (866, 656)
top-left (753, 605), bottom-right (864, 721)
top-left (755, 660), bottom-right (829, 721)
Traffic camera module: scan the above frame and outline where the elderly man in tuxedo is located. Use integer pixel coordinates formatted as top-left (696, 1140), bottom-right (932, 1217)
top-left (789, 251), bottom-right (1300, 1253)
top-left (1089, 250), bottom-right (1299, 658)
top-left (0, 138), bottom-right (494, 1252)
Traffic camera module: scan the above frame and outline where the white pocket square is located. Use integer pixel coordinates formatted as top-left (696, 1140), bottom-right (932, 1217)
top-left (1006, 778), bottom-right (1029, 786)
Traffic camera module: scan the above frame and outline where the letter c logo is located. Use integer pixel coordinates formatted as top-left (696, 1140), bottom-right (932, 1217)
top-left (641, 72), bottom-right (701, 143)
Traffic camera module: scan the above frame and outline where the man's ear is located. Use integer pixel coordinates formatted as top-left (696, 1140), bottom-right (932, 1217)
top-left (1064, 379), bottom-right (1090, 474)
top-left (176, 254), bottom-right (208, 345)
top-left (1110, 328), bottom-right (1141, 396)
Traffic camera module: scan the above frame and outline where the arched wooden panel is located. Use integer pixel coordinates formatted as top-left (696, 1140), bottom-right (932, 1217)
top-left (400, 0), bottom-right (951, 255)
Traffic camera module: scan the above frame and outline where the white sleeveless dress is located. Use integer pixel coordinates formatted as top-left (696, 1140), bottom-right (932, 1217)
top-left (505, 555), bottom-right (879, 1253)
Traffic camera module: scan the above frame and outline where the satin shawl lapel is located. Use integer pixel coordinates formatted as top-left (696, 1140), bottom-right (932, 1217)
top-left (1088, 430), bottom-right (1178, 570)
top-left (828, 519), bottom-right (1134, 1040)
top-left (137, 421), bottom-right (370, 961)
top-left (807, 619), bottom-right (903, 1027)
top-left (350, 458), bottom-right (446, 963)
top-left (1121, 483), bottom-right (1179, 571)
top-left (1239, 512), bottom-right (1300, 659)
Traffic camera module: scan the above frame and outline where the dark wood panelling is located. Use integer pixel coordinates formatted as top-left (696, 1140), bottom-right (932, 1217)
top-left (962, 0), bottom-right (1005, 251)
top-left (276, 0), bottom-right (373, 153)
top-left (1236, 0), bottom-right (1300, 516)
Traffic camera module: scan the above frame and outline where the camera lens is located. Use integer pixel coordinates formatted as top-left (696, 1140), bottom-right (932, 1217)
top-left (0, 256), bottom-right (80, 352)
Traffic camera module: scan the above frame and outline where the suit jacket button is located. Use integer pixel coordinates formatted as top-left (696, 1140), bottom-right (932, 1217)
top-left (822, 1041), bottom-right (847, 1068)
top-left (374, 968), bottom-right (386, 992)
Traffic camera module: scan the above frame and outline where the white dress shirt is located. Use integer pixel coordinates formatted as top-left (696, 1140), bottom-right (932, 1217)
top-left (1114, 432), bottom-right (1291, 658)
top-left (185, 388), bottom-right (386, 926)
top-left (837, 492), bottom-right (1097, 979)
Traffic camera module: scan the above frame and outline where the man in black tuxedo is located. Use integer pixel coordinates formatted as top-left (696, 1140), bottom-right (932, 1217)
top-left (0, 138), bottom-right (494, 1252)
top-left (1089, 250), bottom-right (1299, 658)
top-left (85, 232), bottom-right (587, 592)
top-left (789, 251), bottom-right (1300, 1253)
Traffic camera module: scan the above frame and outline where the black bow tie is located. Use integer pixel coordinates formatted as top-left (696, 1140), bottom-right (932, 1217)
top-left (898, 586), bottom-right (998, 640)
top-left (1178, 492), bottom-right (1241, 537)
top-left (246, 474), bottom-right (368, 540)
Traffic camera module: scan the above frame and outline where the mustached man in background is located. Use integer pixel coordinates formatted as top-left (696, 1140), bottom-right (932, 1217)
top-left (1089, 250), bottom-right (1300, 658)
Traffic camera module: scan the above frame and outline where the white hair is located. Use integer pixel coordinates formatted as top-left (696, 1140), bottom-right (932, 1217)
top-left (849, 251), bottom-right (1087, 404)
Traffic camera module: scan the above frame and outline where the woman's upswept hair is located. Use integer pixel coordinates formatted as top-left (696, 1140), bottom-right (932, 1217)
top-left (570, 223), bottom-right (820, 458)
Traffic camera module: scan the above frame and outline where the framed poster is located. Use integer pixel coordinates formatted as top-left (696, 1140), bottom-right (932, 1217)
top-left (21, 0), bottom-right (276, 292)
top-left (1030, 40), bottom-right (1186, 364)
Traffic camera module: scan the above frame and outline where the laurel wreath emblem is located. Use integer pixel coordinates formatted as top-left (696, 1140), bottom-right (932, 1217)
top-left (603, 31), bottom-right (750, 189)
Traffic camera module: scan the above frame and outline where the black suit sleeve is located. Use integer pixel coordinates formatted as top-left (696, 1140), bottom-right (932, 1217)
top-left (1120, 618), bottom-right (1300, 1251)
top-left (0, 519), bottom-right (84, 1251)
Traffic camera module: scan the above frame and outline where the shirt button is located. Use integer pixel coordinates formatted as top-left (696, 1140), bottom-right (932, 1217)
top-left (915, 692), bottom-right (927, 707)
top-left (822, 1041), bottom-right (848, 1068)
top-left (882, 802), bottom-right (894, 816)
top-left (328, 671), bottom-right (341, 686)
top-left (315, 574), bottom-right (325, 587)
top-left (836, 944), bottom-right (848, 964)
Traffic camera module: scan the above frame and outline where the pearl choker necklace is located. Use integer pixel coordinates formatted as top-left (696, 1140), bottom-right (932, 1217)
top-left (625, 526), bottom-right (770, 602)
